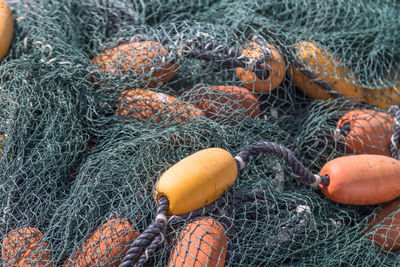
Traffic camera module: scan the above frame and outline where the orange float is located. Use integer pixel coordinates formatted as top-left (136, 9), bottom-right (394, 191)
top-left (319, 154), bottom-right (400, 205)
top-left (365, 199), bottom-right (400, 251)
top-left (168, 217), bottom-right (228, 267)
top-left (0, 0), bottom-right (13, 61)
top-left (290, 41), bottom-right (363, 102)
top-left (2, 227), bottom-right (54, 266)
top-left (364, 85), bottom-right (400, 110)
top-left (117, 89), bottom-right (204, 125)
top-left (236, 41), bottom-right (286, 93)
top-left (92, 41), bottom-right (177, 87)
top-left (180, 85), bottom-right (260, 121)
top-left (64, 218), bottom-right (139, 266)
top-left (0, 134), bottom-right (4, 154)
top-left (336, 109), bottom-right (394, 156)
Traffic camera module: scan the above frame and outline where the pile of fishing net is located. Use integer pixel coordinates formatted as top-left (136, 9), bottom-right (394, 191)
top-left (0, 0), bottom-right (400, 266)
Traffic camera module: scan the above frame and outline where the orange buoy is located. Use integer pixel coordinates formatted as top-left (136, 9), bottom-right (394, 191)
top-left (319, 154), bottom-right (400, 205)
top-left (365, 199), bottom-right (400, 251)
top-left (64, 218), bottom-right (139, 266)
top-left (364, 85), bottom-right (400, 110)
top-left (180, 85), bottom-right (260, 121)
top-left (289, 41), bottom-right (363, 102)
top-left (168, 217), bottom-right (228, 267)
top-left (92, 41), bottom-right (177, 87)
top-left (2, 227), bottom-right (54, 266)
top-left (236, 41), bottom-right (286, 93)
top-left (336, 109), bottom-right (394, 156)
top-left (0, 0), bottom-right (13, 61)
top-left (117, 89), bottom-right (204, 124)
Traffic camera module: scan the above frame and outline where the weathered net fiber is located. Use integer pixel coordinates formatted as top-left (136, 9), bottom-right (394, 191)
top-left (1, 0), bottom-right (400, 266)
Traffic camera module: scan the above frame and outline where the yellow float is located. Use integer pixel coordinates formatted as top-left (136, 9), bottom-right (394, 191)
top-left (290, 41), bottom-right (363, 102)
top-left (364, 83), bottom-right (400, 109)
top-left (154, 148), bottom-right (237, 215)
top-left (0, 0), bottom-right (13, 61)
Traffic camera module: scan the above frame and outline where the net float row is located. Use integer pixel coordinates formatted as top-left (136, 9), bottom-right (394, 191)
top-left (2, 217), bottom-right (228, 267)
top-left (0, 0), bottom-right (398, 108)
top-left (116, 86), bottom-right (260, 125)
top-left (90, 38), bottom-right (399, 108)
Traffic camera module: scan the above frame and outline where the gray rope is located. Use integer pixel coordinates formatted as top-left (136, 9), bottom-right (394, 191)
top-left (119, 197), bottom-right (169, 267)
top-left (390, 105), bottom-right (400, 160)
top-left (177, 32), bottom-right (270, 80)
top-left (119, 187), bottom-right (311, 266)
top-left (119, 140), bottom-right (324, 266)
top-left (119, 189), bottom-right (274, 267)
top-left (234, 141), bottom-right (329, 186)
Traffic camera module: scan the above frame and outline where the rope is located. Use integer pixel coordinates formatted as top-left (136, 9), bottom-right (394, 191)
top-left (390, 105), bottom-right (400, 160)
top-left (177, 32), bottom-right (270, 80)
top-left (119, 141), bottom-right (326, 266)
top-left (119, 186), bottom-right (313, 266)
top-left (119, 197), bottom-right (169, 267)
top-left (119, 189), bottom-right (273, 267)
top-left (234, 141), bottom-right (330, 186)
top-left (180, 41), bottom-right (269, 80)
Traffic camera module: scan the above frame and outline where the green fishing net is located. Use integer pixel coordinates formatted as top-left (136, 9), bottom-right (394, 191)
top-left (1, 0), bottom-right (400, 266)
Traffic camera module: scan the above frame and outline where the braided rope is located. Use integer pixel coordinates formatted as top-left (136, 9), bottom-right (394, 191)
top-left (390, 105), bottom-right (400, 160)
top-left (177, 35), bottom-right (270, 80)
top-left (234, 141), bottom-right (329, 186)
top-left (119, 189), bottom-right (274, 267)
top-left (119, 141), bottom-right (324, 266)
top-left (120, 187), bottom-right (313, 266)
top-left (119, 197), bottom-right (169, 267)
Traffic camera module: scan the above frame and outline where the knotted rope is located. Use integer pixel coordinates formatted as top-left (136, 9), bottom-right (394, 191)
top-left (119, 141), bottom-right (327, 266)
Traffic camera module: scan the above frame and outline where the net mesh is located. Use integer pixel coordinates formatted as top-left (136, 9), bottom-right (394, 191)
top-left (1, 0), bottom-right (400, 266)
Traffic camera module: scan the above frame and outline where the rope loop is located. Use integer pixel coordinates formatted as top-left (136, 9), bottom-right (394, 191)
top-left (235, 141), bottom-right (329, 186)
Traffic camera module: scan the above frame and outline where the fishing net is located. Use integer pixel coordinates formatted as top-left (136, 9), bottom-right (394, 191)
top-left (1, 0), bottom-right (400, 266)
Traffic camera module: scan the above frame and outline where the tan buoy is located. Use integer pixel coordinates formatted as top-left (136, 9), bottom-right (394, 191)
top-left (155, 148), bottom-right (238, 215)
top-left (289, 41), bottom-right (363, 102)
top-left (0, 0), bottom-right (13, 61)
